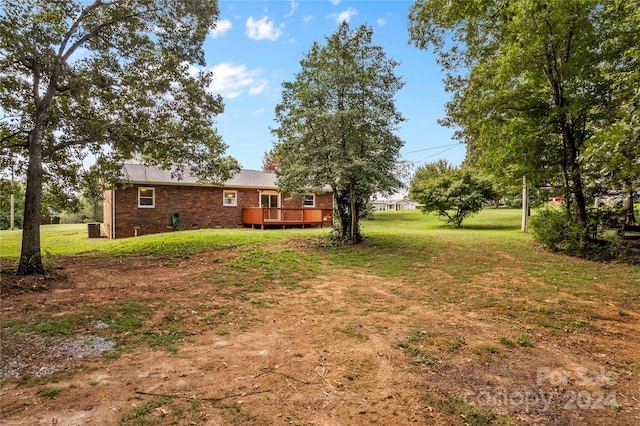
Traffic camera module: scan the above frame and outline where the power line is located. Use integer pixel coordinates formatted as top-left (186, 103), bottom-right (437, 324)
top-left (413, 144), bottom-right (461, 164)
top-left (402, 143), bottom-right (460, 154)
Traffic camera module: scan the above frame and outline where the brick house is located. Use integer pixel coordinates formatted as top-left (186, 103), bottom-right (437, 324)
top-left (103, 164), bottom-right (334, 239)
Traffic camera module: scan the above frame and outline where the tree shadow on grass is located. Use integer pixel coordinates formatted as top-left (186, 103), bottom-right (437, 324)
top-left (461, 224), bottom-right (522, 231)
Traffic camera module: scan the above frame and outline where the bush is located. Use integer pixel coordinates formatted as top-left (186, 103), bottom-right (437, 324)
top-left (531, 207), bottom-right (582, 252)
top-left (532, 206), bottom-right (640, 264)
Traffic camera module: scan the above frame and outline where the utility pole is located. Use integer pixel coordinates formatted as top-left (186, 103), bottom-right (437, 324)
top-left (521, 176), bottom-right (528, 233)
top-left (10, 161), bottom-right (15, 230)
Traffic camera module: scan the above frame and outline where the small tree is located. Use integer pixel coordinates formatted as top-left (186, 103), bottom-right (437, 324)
top-left (410, 161), bottom-right (496, 228)
top-left (261, 149), bottom-right (278, 173)
top-left (271, 22), bottom-right (405, 243)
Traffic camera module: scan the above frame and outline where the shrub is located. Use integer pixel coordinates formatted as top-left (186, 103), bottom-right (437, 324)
top-left (530, 207), bottom-right (581, 252)
top-left (532, 206), bottom-right (640, 264)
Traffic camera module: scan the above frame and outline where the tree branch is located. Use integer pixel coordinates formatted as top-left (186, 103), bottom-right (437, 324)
top-left (43, 139), bottom-right (86, 158)
top-left (0, 131), bottom-right (28, 147)
top-left (62, 7), bottom-right (160, 63)
top-left (58, 0), bottom-right (112, 58)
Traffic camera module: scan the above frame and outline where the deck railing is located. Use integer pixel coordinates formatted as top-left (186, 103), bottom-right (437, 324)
top-left (242, 207), bottom-right (332, 229)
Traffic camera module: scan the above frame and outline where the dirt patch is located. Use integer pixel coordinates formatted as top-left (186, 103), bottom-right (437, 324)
top-left (1, 248), bottom-right (639, 425)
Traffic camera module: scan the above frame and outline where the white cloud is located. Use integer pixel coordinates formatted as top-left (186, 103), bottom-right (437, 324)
top-left (185, 63), bottom-right (200, 77)
top-left (251, 108), bottom-right (266, 116)
top-left (377, 17), bottom-right (387, 26)
top-left (329, 0), bottom-right (341, 5)
top-left (303, 15), bottom-right (314, 24)
top-left (246, 16), bottom-right (283, 41)
top-left (210, 19), bottom-right (232, 38)
top-left (335, 7), bottom-right (357, 23)
top-left (284, 1), bottom-right (299, 18)
top-left (209, 62), bottom-right (268, 99)
top-left (248, 80), bottom-right (268, 96)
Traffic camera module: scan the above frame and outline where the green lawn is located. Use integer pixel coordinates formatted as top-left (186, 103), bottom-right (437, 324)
top-left (0, 208), bottom-right (539, 262)
top-left (0, 222), bottom-right (331, 261)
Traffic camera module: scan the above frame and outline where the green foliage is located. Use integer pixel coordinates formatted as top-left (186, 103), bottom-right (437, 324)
top-left (0, 179), bottom-right (24, 229)
top-left (408, 0), bottom-right (638, 239)
top-left (1, 0), bottom-right (239, 274)
top-left (410, 161), bottom-right (496, 228)
top-left (530, 208), bottom-right (582, 252)
top-left (530, 207), bottom-right (640, 262)
top-left (271, 22), bottom-right (406, 243)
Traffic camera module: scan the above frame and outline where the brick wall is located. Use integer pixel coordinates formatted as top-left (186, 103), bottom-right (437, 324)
top-left (107, 184), bottom-right (333, 239)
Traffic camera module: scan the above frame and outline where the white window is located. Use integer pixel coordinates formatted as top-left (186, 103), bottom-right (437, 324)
top-left (303, 194), bottom-right (315, 207)
top-left (223, 190), bottom-right (237, 206)
top-left (138, 187), bottom-right (155, 208)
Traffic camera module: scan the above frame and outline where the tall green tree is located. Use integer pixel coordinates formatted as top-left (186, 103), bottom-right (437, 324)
top-left (271, 22), bottom-right (405, 243)
top-left (584, 1), bottom-right (640, 224)
top-left (0, 0), bottom-right (239, 275)
top-left (408, 0), bottom-right (632, 241)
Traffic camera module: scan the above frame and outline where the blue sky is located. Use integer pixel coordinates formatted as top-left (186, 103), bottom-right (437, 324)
top-left (199, 0), bottom-right (466, 171)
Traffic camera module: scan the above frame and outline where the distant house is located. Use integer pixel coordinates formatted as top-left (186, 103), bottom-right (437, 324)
top-left (103, 164), bottom-right (333, 239)
top-left (370, 194), bottom-right (420, 212)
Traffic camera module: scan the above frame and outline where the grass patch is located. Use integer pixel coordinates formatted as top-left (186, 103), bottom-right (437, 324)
top-left (38, 387), bottom-right (63, 398)
top-left (396, 326), bottom-right (452, 367)
top-left (498, 336), bottom-right (516, 348)
top-left (201, 245), bottom-right (320, 294)
top-left (334, 324), bottom-right (366, 340)
top-left (142, 330), bottom-right (183, 353)
top-left (421, 392), bottom-right (516, 426)
top-left (120, 396), bottom-right (173, 425)
top-left (448, 336), bottom-right (465, 352)
top-left (99, 301), bottom-right (151, 333)
top-left (473, 344), bottom-right (504, 362)
top-left (34, 316), bottom-right (85, 336)
top-left (16, 300), bottom-right (194, 354)
top-left (516, 333), bottom-right (534, 347)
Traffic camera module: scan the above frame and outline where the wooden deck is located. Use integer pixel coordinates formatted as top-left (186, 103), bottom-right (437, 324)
top-left (242, 207), bottom-right (333, 229)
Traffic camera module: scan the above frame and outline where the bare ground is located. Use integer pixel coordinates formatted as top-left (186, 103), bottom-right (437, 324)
top-left (1, 243), bottom-right (639, 425)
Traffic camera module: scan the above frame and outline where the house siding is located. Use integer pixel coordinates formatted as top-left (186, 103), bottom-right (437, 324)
top-left (107, 184), bottom-right (333, 239)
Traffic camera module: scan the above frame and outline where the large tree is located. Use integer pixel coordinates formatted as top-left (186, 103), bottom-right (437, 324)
top-left (271, 22), bottom-right (405, 243)
top-left (408, 0), bottom-right (632, 241)
top-left (584, 1), bottom-right (640, 224)
top-left (0, 0), bottom-right (239, 275)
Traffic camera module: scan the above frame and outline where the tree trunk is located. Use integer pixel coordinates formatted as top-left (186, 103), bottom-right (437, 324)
top-left (17, 126), bottom-right (46, 275)
top-left (350, 182), bottom-right (357, 243)
top-left (561, 123), bottom-right (589, 241)
top-left (333, 186), bottom-right (362, 244)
